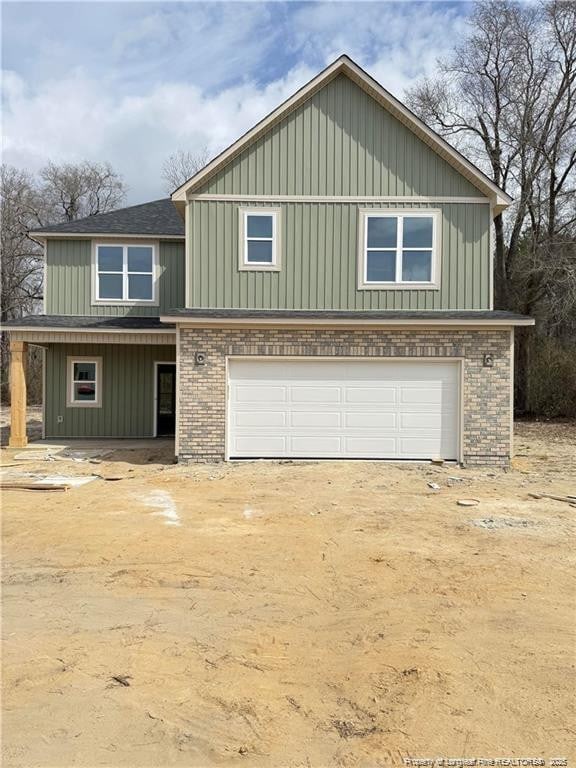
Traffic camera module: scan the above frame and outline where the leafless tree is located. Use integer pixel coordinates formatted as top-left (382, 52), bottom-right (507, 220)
top-left (161, 148), bottom-right (210, 194)
top-left (406, 0), bottom-right (576, 413)
top-left (1, 159), bottom-right (127, 321)
top-left (1, 166), bottom-right (43, 320)
top-left (0, 166), bottom-right (44, 403)
top-left (38, 160), bottom-right (127, 223)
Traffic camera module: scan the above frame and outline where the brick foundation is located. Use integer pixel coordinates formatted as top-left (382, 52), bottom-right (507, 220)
top-left (177, 327), bottom-right (513, 467)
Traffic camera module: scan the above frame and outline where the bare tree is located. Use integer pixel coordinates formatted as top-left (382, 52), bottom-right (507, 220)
top-left (161, 148), bottom-right (210, 194)
top-left (38, 160), bottom-right (127, 224)
top-left (1, 159), bottom-right (127, 321)
top-left (406, 0), bottom-right (576, 413)
top-left (0, 166), bottom-right (44, 402)
top-left (1, 165), bottom-right (43, 317)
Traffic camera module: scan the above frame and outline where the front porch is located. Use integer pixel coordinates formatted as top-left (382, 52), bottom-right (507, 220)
top-left (4, 320), bottom-right (177, 449)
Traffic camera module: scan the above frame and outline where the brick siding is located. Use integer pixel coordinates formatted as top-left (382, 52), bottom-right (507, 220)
top-left (178, 327), bottom-right (512, 467)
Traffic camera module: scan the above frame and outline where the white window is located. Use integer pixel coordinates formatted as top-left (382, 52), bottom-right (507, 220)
top-left (359, 210), bottom-right (440, 289)
top-left (239, 208), bottom-right (281, 271)
top-left (94, 243), bottom-right (158, 304)
top-left (67, 357), bottom-right (102, 408)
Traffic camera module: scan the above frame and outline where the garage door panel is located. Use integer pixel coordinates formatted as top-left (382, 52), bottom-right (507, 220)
top-left (345, 386), bottom-right (396, 404)
top-left (234, 385), bottom-right (287, 403)
top-left (291, 386), bottom-right (341, 403)
top-left (291, 411), bottom-right (341, 427)
top-left (228, 360), bottom-right (459, 460)
top-left (234, 411), bottom-right (286, 427)
top-left (345, 437), bottom-right (398, 454)
top-left (291, 436), bottom-right (342, 453)
top-left (234, 435), bottom-right (287, 454)
top-left (399, 411), bottom-right (454, 429)
top-left (345, 411), bottom-right (397, 428)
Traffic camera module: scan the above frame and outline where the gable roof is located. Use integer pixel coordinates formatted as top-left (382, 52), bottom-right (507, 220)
top-left (172, 55), bottom-right (512, 213)
top-left (30, 198), bottom-right (184, 239)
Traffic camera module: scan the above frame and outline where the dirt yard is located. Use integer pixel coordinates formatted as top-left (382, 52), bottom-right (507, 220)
top-left (2, 422), bottom-right (575, 767)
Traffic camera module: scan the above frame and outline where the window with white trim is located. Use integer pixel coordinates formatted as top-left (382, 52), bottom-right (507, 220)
top-left (360, 211), bottom-right (439, 287)
top-left (239, 209), bottom-right (280, 270)
top-left (95, 244), bottom-right (157, 303)
top-left (67, 357), bottom-right (102, 408)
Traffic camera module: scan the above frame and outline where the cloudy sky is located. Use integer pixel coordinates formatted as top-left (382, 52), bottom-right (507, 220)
top-left (2, 1), bottom-right (470, 204)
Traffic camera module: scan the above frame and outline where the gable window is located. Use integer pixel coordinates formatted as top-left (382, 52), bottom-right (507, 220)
top-left (239, 209), bottom-right (281, 271)
top-left (359, 210), bottom-right (440, 289)
top-left (94, 243), bottom-right (157, 303)
top-left (67, 357), bottom-right (102, 408)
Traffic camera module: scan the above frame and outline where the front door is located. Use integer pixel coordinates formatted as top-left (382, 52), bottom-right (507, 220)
top-left (156, 363), bottom-right (176, 436)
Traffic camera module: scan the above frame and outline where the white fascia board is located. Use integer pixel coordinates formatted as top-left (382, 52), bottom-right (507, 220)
top-left (160, 315), bottom-right (535, 328)
top-left (32, 232), bottom-right (184, 240)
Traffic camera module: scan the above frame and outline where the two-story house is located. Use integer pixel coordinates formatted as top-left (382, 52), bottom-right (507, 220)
top-left (5, 56), bottom-right (533, 466)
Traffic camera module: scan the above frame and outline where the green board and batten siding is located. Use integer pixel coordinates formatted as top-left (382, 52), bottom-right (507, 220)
top-left (189, 74), bottom-right (492, 310)
top-left (45, 240), bottom-right (185, 316)
top-left (44, 344), bottom-right (175, 438)
top-left (201, 74), bottom-right (482, 197)
top-left (188, 201), bottom-right (490, 310)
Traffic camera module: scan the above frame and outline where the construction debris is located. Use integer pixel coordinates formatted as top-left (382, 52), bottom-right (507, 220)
top-left (1, 482), bottom-right (70, 492)
top-left (528, 492), bottom-right (576, 505)
top-left (13, 451), bottom-right (55, 462)
top-left (110, 675), bottom-right (131, 687)
top-left (0, 471), bottom-right (98, 491)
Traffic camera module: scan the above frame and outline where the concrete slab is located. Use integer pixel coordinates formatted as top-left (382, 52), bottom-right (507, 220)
top-left (23, 438), bottom-right (173, 453)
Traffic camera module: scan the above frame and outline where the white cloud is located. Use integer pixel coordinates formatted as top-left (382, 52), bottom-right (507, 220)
top-left (2, 64), bottom-right (316, 202)
top-left (290, 1), bottom-right (468, 94)
top-left (1, 2), bottom-right (470, 204)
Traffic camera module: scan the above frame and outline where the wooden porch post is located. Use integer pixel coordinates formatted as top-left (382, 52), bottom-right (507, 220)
top-left (9, 340), bottom-right (28, 448)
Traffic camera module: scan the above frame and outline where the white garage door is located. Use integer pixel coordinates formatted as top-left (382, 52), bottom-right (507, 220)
top-left (228, 359), bottom-right (460, 460)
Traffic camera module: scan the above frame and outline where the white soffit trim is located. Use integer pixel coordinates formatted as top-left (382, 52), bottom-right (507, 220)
top-left (171, 55), bottom-right (512, 212)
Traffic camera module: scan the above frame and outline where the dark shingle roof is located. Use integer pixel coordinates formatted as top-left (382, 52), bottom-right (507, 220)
top-left (4, 310), bottom-right (534, 331)
top-left (161, 308), bottom-right (534, 323)
top-left (3, 315), bottom-right (174, 330)
top-left (30, 199), bottom-right (184, 237)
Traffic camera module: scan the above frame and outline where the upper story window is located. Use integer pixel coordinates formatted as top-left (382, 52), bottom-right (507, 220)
top-left (359, 210), bottom-right (440, 289)
top-left (93, 243), bottom-right (158, 304)
top-left (239, 208), bottom-right (281, 271)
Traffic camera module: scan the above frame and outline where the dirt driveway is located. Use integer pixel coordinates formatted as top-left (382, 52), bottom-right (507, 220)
top-left (2, 423), bottom-right (575, 767)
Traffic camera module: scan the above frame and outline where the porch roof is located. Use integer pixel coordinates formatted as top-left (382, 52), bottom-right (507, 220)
top-left (3, 315), bottom-right (175, 331)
